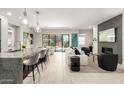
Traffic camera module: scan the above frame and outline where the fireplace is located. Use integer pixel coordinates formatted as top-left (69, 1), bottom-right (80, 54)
top-left (102, 47), bottom-right (113, 54)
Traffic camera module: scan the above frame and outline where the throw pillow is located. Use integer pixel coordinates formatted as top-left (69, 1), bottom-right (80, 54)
top-left (74, 48), bottom-right (81, 55)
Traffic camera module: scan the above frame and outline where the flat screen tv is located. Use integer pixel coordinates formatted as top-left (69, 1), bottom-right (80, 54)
top-left (99, 28), bottom-right (116, 42)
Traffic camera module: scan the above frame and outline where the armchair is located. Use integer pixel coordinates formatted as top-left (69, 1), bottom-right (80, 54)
top-left (98, 54), bottom-right (118, 71)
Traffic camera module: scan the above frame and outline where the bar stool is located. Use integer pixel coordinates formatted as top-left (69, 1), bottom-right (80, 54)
top-left (39, 49), bottom-right (47, 71)
top-left (23, 53), bottom-right (40, 83)
top-left (44, 49), bottom-right (50, 63)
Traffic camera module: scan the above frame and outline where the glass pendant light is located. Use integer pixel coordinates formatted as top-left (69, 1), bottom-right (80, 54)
top-left (36, 11), bottom-right (40, 32)
top-left (22, 8), bottom-right (28, 25)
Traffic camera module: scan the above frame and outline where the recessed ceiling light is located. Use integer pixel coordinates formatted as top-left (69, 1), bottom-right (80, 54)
top-left (6, 12), bottom-right (12, 16)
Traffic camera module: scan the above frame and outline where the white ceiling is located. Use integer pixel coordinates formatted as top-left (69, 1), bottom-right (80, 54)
top-left (0, 8), bottom-right (123, 29)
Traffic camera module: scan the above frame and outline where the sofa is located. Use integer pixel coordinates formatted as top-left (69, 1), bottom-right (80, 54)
top-left (65, 47), bottom-right (88, 66)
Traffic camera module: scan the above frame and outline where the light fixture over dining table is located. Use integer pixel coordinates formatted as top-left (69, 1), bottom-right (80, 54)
top-left (35, 11), bottom-right (41, 32)
top-left (22, 8), bottom-right (28, 25)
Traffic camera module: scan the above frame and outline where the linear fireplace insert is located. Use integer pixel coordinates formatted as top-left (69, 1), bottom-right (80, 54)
top-left (102, 47), bottom-right (113, 54)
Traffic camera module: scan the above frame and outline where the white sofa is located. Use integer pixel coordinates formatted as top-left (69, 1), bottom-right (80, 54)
top-left (65, 47), bottom-right (88, 66)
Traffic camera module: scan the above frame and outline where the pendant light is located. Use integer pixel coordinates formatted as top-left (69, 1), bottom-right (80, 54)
top-left (22, 8), bottom-right (28, 25)
top-left (36, 11), bottom-right (40, 32)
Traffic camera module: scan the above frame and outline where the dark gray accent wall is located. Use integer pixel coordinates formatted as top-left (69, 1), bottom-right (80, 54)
top-left (0, 19), bottom-right (1, 52)
top-left (98, 14), bottom-right (122, 64)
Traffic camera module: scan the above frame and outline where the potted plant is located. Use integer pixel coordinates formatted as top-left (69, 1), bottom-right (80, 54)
top-left (22, 44), bottom-right (26, 52)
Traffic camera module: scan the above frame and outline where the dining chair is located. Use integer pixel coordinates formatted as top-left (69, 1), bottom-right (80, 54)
top-left (39, 49), bottom-right (47, 71)
top-left (23, 53), bottom-right (40, 83)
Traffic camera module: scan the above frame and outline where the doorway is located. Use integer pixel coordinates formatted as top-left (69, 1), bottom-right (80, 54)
top-left (62, 34), bottom-right (70, 52)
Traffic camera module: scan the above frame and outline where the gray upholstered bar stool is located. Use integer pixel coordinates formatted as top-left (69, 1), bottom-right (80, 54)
top-left (39, 49), bottom-right (47, 71)
top-left (23, 53), bottom-right (40, 83)
top-left (45, 48), bottom-right (50, 63)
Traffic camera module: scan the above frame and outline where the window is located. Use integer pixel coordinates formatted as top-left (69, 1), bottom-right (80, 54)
top-left (79, 35), bottom-right (85, 46)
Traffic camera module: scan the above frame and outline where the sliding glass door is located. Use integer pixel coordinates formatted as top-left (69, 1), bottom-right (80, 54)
top-left (62, 34), bottom-right (70, 52)
top-left (42, 34), bottom-right (70, 52)
top-left (55, 35), bottom-right (62, 52)
top-left (49, 34), bottom-right (56, 51)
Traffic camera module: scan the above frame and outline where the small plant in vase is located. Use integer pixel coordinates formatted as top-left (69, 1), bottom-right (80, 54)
top-left (22, 44), bottom-right (26, 52)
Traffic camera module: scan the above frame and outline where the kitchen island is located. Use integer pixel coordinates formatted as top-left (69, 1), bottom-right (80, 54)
top-left (0, 48), bottom-right (46, 84)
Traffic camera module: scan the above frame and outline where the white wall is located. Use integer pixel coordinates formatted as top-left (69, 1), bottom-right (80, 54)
top-left (42, 29), bottom-right (79, 34)
top-left (8, 26), bottom-right (15, 50)
top-left (0, 15), bottom-right (8, 52)
top-left (79, 29), bottom-right (93, 47)
top-left (14, 26), bottom-right (21, 42)
top-left (20, 25), bottom-right (30, 48)
top-left (93, 26), bottom-right (98, 54)
top-left (33, 32), bottom-right (42, 48)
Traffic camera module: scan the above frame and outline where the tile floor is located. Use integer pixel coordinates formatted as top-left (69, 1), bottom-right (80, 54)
top-left (23, 52), bottom-right (124, 84)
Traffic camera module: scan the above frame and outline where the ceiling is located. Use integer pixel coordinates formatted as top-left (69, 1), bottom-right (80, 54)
top-left (0, 8), bottom-right (123, 29)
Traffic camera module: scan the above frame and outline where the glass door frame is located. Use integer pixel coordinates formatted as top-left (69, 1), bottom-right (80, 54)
top-left (42, 34), bottom-right (70, 52)
top-left (62, 34), bottom-right (70, 52)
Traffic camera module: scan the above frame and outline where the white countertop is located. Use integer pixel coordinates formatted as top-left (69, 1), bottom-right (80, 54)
top-left (0, 48), bottom-right (47, 58)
